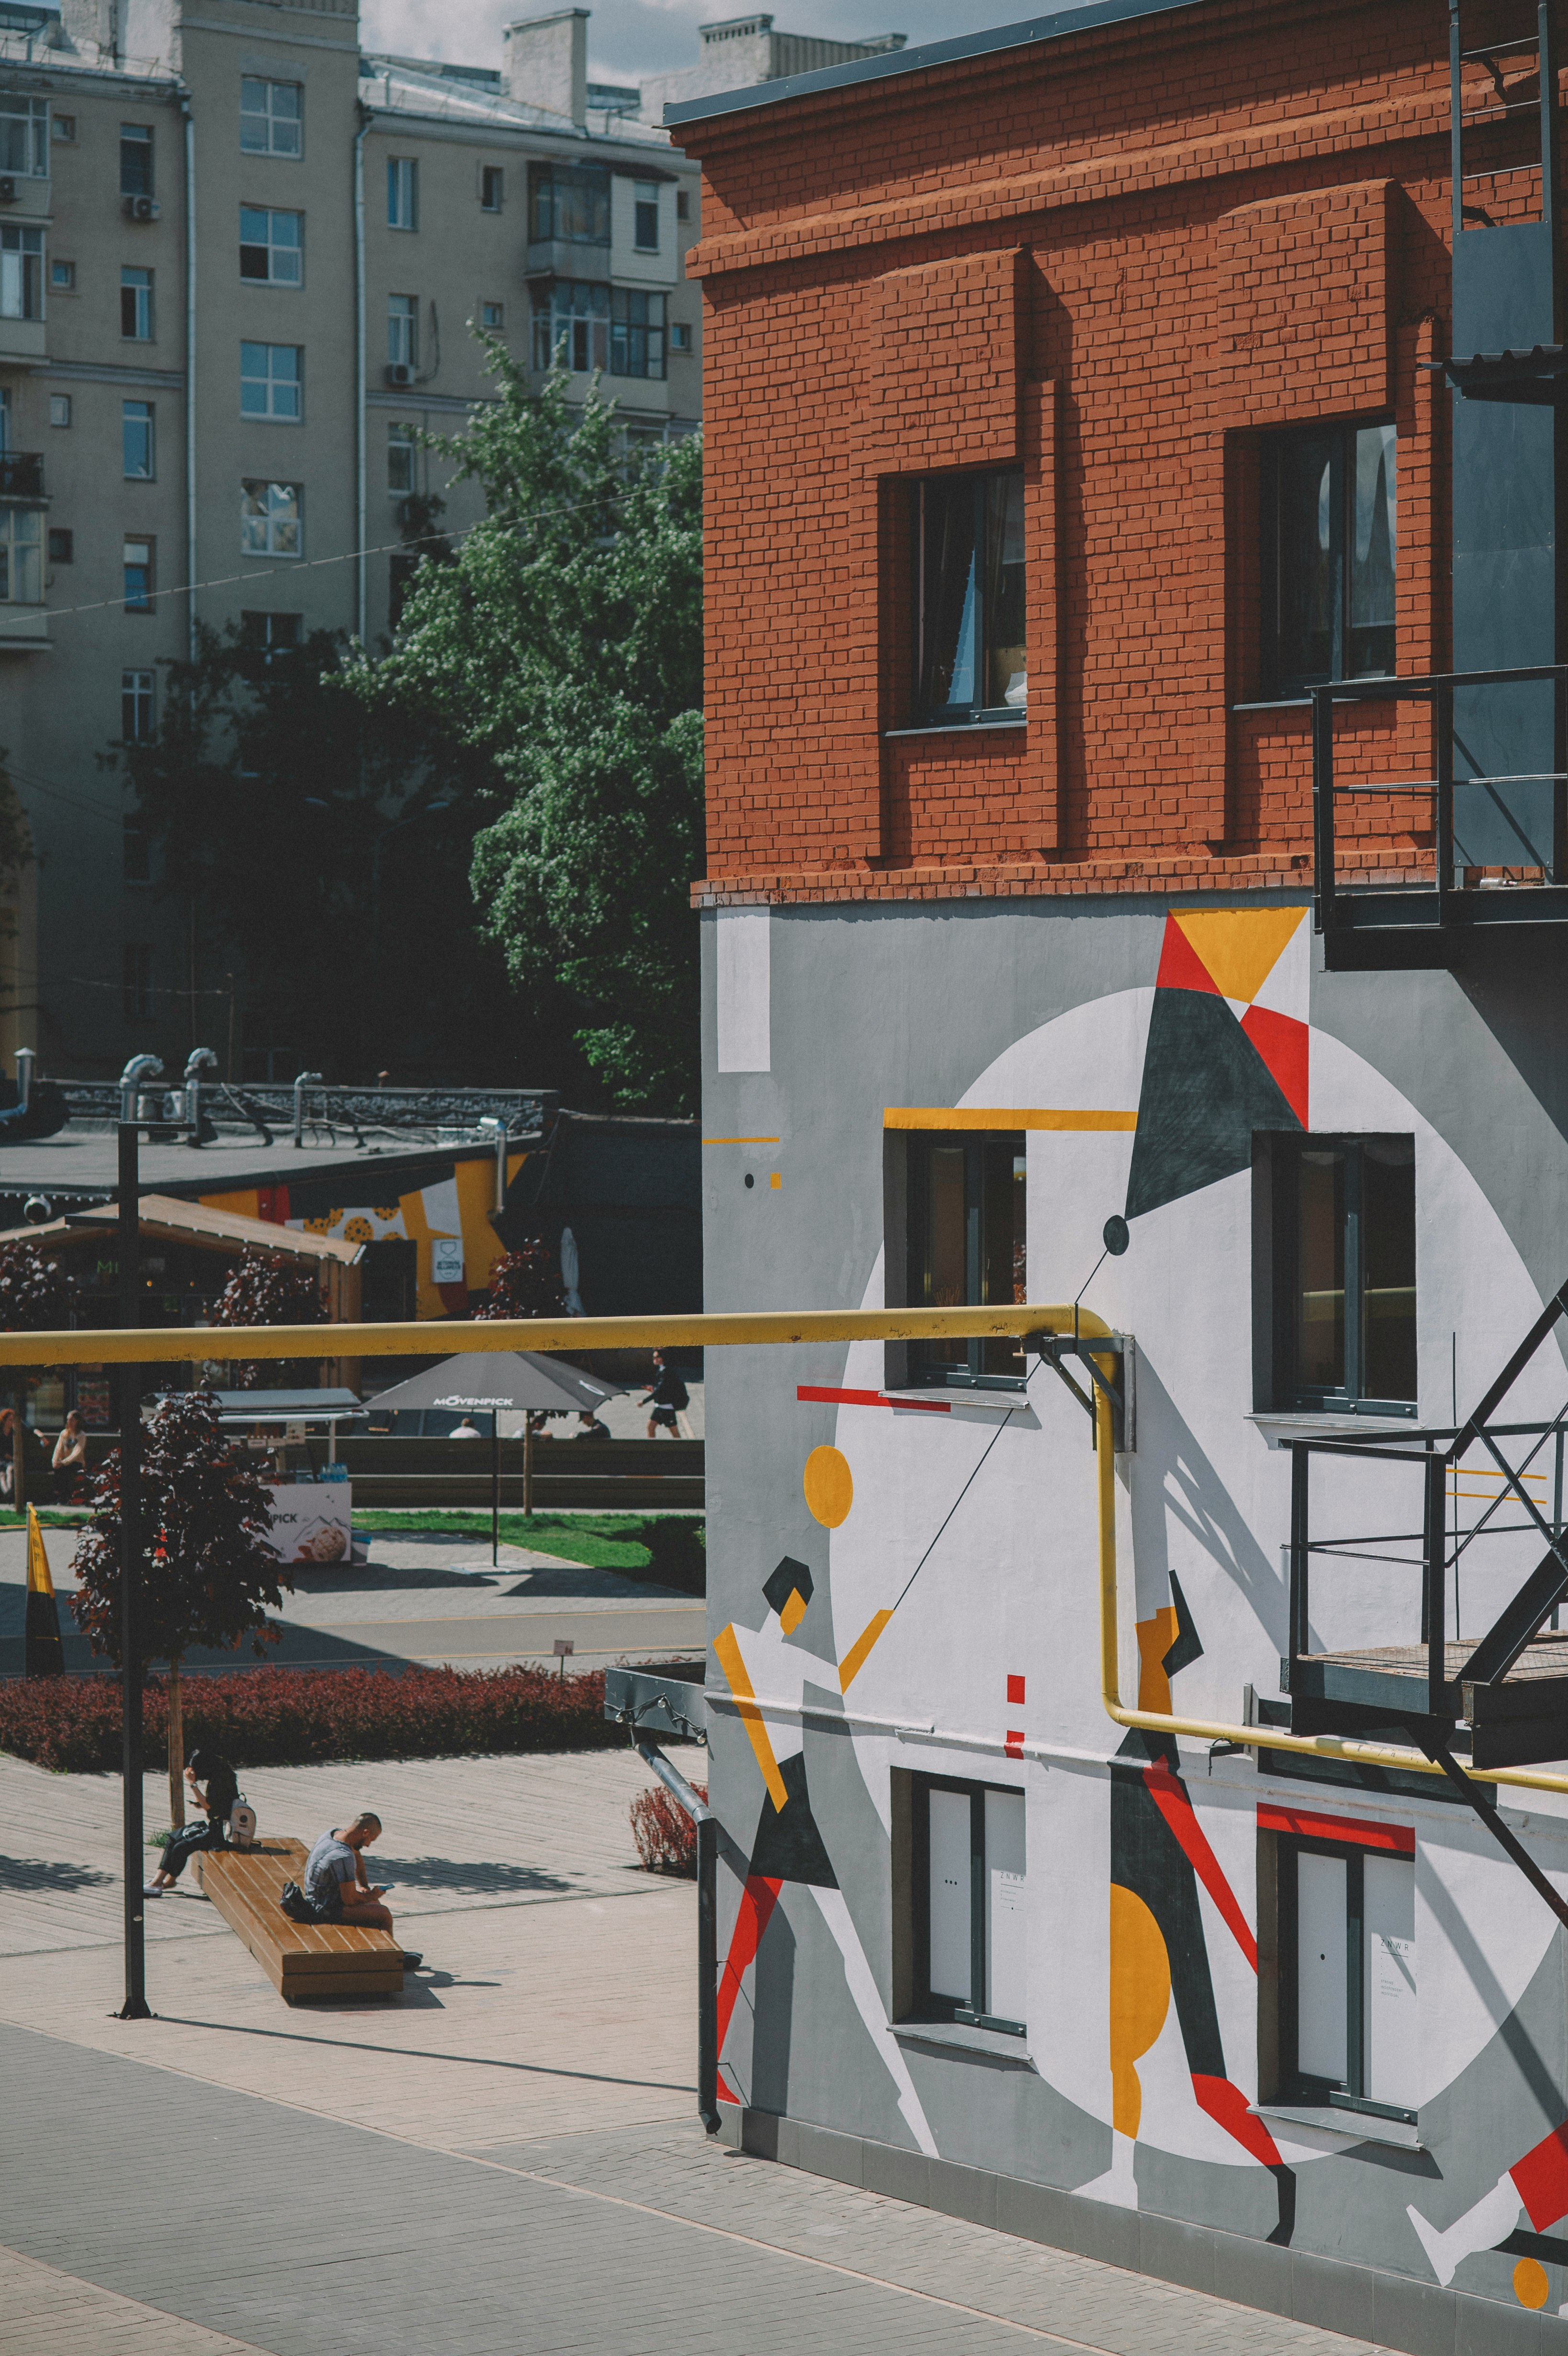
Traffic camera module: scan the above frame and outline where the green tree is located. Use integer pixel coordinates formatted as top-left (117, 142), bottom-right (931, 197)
top-left (71, 1391), bottom-right (284, 1826)
top-left (348, 345), bottom-right (704, 1111)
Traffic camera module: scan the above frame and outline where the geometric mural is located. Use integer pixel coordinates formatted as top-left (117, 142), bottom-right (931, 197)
top-left (1124, 909), bottom-right (1308, 1220)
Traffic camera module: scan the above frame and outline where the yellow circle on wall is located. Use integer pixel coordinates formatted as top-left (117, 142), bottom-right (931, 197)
top-left (1514, 2258), bottom-right (1550, 2310)
top-left (803, 1445), bottom-right (853, 1528)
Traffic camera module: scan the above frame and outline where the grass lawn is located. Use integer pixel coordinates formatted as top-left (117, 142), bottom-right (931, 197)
top-left (353, 1509), bottom-right (701, 1572)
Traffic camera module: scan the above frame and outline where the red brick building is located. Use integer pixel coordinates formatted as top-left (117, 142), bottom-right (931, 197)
top-left (678, 3), bottom-right (1568, 2343)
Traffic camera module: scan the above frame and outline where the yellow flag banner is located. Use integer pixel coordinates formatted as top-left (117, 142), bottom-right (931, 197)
top-left (23, 1504), bottom-right (63, 1678)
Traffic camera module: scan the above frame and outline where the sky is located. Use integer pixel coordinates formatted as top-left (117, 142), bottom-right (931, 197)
top-left (360, 0), bottom-right (1077, 89)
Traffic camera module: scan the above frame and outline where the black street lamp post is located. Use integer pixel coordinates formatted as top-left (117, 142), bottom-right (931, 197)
top-left (118, 1119), bottom-right (150, 2020)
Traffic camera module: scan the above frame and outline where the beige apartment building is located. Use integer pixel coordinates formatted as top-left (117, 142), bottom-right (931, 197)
top-left (0, 0), bottom-right (702, 1079)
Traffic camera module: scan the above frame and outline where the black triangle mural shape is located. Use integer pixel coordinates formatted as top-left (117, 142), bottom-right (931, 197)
top-left (1125, 988), bottom-right (1303, 1221)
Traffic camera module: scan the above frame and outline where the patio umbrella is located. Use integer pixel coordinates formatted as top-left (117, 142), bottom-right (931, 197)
top-left (368, 1351), bottom-right (622, 1562)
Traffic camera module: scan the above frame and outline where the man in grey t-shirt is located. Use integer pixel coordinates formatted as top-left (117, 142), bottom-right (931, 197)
top-left (304, 1811), bottom-right (392, 1929)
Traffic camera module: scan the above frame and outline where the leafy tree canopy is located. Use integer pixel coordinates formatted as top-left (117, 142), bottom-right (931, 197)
top-left (0, 1243), bottom-right (64, 1333)
top-left (71, 1391), bottom-right (286, 1672)
top-left (346, 346), bottom-right (704, 1113)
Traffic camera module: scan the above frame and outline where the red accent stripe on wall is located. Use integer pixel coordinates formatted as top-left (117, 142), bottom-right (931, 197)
top-left (1144, 1760), bottom-right (1258, 1971)
top-left (795, 1385), bottom-right (950, 1413)
top-left (1257, 1803), bottom-right (1415, 1856)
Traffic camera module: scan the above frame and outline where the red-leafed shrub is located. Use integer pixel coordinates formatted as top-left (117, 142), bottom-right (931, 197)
top-left (0, 1662), bottom-right (629, 1776)
top-left (630, 1778), bottom-right (708, 1875)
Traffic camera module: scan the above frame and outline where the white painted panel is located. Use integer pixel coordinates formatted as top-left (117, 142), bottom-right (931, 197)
top-left (985, 1788), bottom-right (1027, 2026)
top-left (1363, 1854), bottom-right (1417, 2111)
top-left (927, 1788), bottom-right (971, 2003)
top-left (1296, 1852), bottom-right (1348, 2084)
top-left (715, 908), bottom-right (770, 1073)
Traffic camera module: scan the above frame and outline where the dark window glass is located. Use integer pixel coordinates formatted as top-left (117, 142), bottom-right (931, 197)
top-left (47, 527), bottom-right (72, 564)
top-left (531, 280), bottom-right (609, 374)
top-left (907, 1131), bottom-right (1026, 1385)
top-left (528, 163), bottom-right (610, 245)
top-left (915, 469), bottom-right (1026, 723)
top-left (480, 165), bottom-right (503, 211)
top-left (610, 286), bottom-right (664, 380)
top-left (119, 123), bottom-right (152, 197)
top-left (1285, 1135), bottom-right (1415, 1410)
top-left (1265, 423), bottom-right (1396, 694)
top-left (633, 180), bottom-right (659, 250)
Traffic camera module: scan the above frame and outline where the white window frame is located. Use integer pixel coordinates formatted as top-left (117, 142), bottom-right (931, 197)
top-left (240, 77), bottom-right (302, 160)
top-left (122, 402), bottom-right (154, 481)
top-left (1281, 1833), bottom-right (1417, 2123)
top-left (122, 537), bottom-right (153, 612)
top-left (387, 156), bottom-right (418, 231)
top-left (0, 96), bottom-right (49, 179)
top-left (912, 1773), bottom-right (1027, 2037)
top-left (0, 507), bottom-right (42, 604)
top-left (121, 668), bottom-right (155, 741)
top-left (0, 226), bottom-right (43, 322)
top-left (240, 341), bottom-right (303, 422)
top-left (387, 422), bottom-right (416, 493)
top-left (239, 206), bottom-right (303, 288)
top-left (387, 294), bottom-right (416, 370)
top-left (120, 265), bottom-right (152, 341)
top-left (240, 479), bottom-right (302, 559)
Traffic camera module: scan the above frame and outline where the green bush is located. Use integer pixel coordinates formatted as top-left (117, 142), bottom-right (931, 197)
top-left (636, 1517), bottom-right (705, 1595)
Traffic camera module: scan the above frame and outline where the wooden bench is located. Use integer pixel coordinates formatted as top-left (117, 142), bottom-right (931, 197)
top-left (195, 1837), bottom-right (404, 2003)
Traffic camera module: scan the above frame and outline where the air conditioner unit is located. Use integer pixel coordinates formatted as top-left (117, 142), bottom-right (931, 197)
top-left (122, 194), bottom-right (159, 222)
top-left (385, 363), bottom-right (415, 387)
top-left (0, 178), bottom-right (15, 204)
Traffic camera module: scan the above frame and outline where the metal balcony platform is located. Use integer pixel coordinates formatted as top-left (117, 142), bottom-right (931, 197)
top-left (1288, 1634), bottom-right (1568, 1768)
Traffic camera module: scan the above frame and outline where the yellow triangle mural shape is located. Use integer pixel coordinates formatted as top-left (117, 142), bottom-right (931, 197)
top-left (1170, 907), bottom-right (1305, 1007)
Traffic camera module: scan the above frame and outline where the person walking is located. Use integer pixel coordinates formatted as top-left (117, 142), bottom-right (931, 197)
top-left (641, 1351), bottom-right (689, 1440)
top-left (144, 1748), bottom-right (239, 1894)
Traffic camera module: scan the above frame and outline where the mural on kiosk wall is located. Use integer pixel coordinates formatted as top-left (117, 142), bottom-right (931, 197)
top-left (708, 903), bottom-right (1568, 2317)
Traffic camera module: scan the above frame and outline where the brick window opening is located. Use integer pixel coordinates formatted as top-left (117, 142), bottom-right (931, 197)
top-left (914, 469), bottom-right (1026, 724)
top-left (1263, 423), bottom-right (1396, 696)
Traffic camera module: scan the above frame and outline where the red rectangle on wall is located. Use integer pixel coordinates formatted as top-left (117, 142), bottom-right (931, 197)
top-left (1257, 1803), bottom-right (1414, 1856)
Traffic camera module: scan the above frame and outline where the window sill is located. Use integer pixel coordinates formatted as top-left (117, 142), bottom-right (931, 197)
top-left (1248, 1411), bottom-right (1419, 1445)
top-left (1250, 2102), bottom-right (1423, 2151)
top-left (893, 2020), bottom-right (1035, 2066)
top-left (883, 716), bottom-right (1027, 740)
top-left (882, 1385), bottom-right (1029, 1414)
top-left (1230, 698), bottom-right (1312, 713)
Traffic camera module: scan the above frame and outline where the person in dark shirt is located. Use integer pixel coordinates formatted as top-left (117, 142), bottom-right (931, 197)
top-left (641, 1351), bottom-right (689, 1438)
top-left (144, 1747), bottom-right (240, 1894)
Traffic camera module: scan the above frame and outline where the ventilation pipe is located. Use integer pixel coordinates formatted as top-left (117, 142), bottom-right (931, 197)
top-left (293, 1070), bottom-right (323, 1149)
top-left (118, 1054), bottom-right (163, 1126)
top-left (13, 1046), bottom-right (33, 1116)
top-left (183, 1046), bottom-right (217, 1145)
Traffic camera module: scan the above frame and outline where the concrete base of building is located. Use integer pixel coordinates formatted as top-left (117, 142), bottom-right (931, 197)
top-left (716, 2106), bottom-right (1557, 2355)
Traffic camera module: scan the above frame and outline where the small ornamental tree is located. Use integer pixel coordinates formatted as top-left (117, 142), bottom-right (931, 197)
top-left (476, 1238), bottom-right (565, 1321)
top-left (209, 1247), bottom-right (326, 1389)
top-left (71, 1390), bottom-right (285, 1826)
top-left (0, 1241), bottom-right (65, 1508)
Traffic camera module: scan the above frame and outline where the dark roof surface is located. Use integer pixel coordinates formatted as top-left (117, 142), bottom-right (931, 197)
top-left (663, 0), bottom-right (1206, 128)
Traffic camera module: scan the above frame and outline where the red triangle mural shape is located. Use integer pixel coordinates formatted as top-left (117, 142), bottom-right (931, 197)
top-left (1155, 916), bottom-right (1220, 996)
top-left (1240, 1004), bottom-right (1308, 1127)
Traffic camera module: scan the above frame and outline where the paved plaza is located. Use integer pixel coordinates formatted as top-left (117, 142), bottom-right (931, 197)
top-left (0, 1747), bottom-right (1389, 2356)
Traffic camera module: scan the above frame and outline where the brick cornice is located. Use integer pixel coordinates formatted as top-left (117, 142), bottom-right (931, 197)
top-left (683, 86), bottom-right (1452, 282)
top-left (689, 850), bottom-right (1428, 908)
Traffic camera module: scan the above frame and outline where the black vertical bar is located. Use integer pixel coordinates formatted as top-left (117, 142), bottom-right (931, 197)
top-left (118, 1120), bottom-right (149, 2019)
top-left (1426, 1449), bottom-right (1447, 1718)
top-left (1344, 1148), bottom-right (1362, 1404)
top-left (1312, 687), bottom-right (1337, 938)
top-left (1435, 675), bottom-right (1454, 919)
top-left (491, 1409), bottom-right (499, 1568)
top-left (1553, 666), bottom-right (1568, 887)
top-left (1346, 1849), bottom-right (1365, 2101)
top-left (1288, 1443), bottom-right (1310, 1676)
top-left (1554, 1424), bottom-right (1564, 1630)
top-left (966, 1141), bottom-right (982, 1384)
top-left (696, 1815), bottom-right (719, 2133)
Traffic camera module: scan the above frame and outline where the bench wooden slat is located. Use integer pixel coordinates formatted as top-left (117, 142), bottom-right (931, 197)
top-left (196, 1837), bottom-right (404, 2003)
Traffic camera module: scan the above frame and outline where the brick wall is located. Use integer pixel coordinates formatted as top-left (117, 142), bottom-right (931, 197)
top-left (677, 0), bottom-right (1552, 909)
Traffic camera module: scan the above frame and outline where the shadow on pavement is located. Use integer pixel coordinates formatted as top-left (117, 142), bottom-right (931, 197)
top-left (377, 1857), bottom-right (577, 1898)
top-left (0, 1856), bottom-right (114, 1895)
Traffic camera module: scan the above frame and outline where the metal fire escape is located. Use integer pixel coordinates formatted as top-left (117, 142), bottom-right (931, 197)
top-left (1313, 1), bottom-right (1568, 969)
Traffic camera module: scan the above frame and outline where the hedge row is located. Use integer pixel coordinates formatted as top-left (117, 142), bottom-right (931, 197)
top-left (0, 1663), bottom-right (631, 1775)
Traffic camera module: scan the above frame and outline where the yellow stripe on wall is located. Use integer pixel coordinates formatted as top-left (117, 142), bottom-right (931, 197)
top-left (884, 1108), bottom-right (1138, 1132)
top-left (712, 1623), bottom-right (789, 1812)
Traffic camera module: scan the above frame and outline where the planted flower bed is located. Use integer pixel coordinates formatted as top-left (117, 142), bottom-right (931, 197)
top-left (0, 1662), bottom-right (630, 1776)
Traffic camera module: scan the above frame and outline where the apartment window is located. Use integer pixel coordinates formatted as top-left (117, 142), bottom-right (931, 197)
top-left (1277, 1826), bottom-right (1415, 2122)
top-left (241, 479), bottom-right (301, 557)
top-left (905, 1128), bottom-right (1027, 1387)
top-left (1263, 423), bottom-right (1396, 695)
top-left (47, 395), bottom-right (70, 429)
top-left (121, 668), bottom-right (155, 740)
top-left (387, 422), bottom-right (415, 493)
top-left (915, 469), bottom-right (1026, 724)
top-left (0, 226), bottom-right (43, 320)
top-left (240, 610), bottom-right (301, 662)
top-left (0, 507), bottom-right (41, 603)
top-left (240, 341), bottom-right (302, 421)
top-left (1275, 1134), bottom-right (1416, 1413)
top-left (528, 162), bottom-right (609, 245)
top-left (123, 813), bottom-right (151, 885)
top-left (387, 156), bottom-right (418, 230)
top-left (49, 259), bottom-right (74, 291)
top-left (0, 95), bottom-right (47, 177)
top-left (239, 206), bottom-right (302, 286)
top-left (670, 319), bottom-right (692, 354)
top-left (119, 124), bottom-right (152, 199)
top-left (52, 113), bottom-right (75, 143)
top-left (47, 526), bottom-right (71, 562)
top-left (240, 77), bottom-right (302, 158)
top-left (122, 401), bottom-right (153, 480)
top-left (122, 537), bottom-right (153, 612)
top-left (676, 187), bottom-right (690, 222)
top-left (480, 164), bottom-right (503, 211)
top-left (531, 279), bottom-right (608, 374)
top-left (120, 265), bottom-right (152, 340)
top-left (387, 294), bottom-right (417, 371)
top-left (122, 943), bottom-right (152, 1023)
top-left (480, 300), bottom-right (503, 331)
top-left (911, 1775), bottom-right (1027, 2036)
top-left (610, 287), bottom-right (664, 380)
top-left (633, 179), bottom-right (660, 251)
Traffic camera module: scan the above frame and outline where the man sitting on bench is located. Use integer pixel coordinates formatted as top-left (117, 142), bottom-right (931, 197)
top-left (304, 1811), bottom-right (393, 1931)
